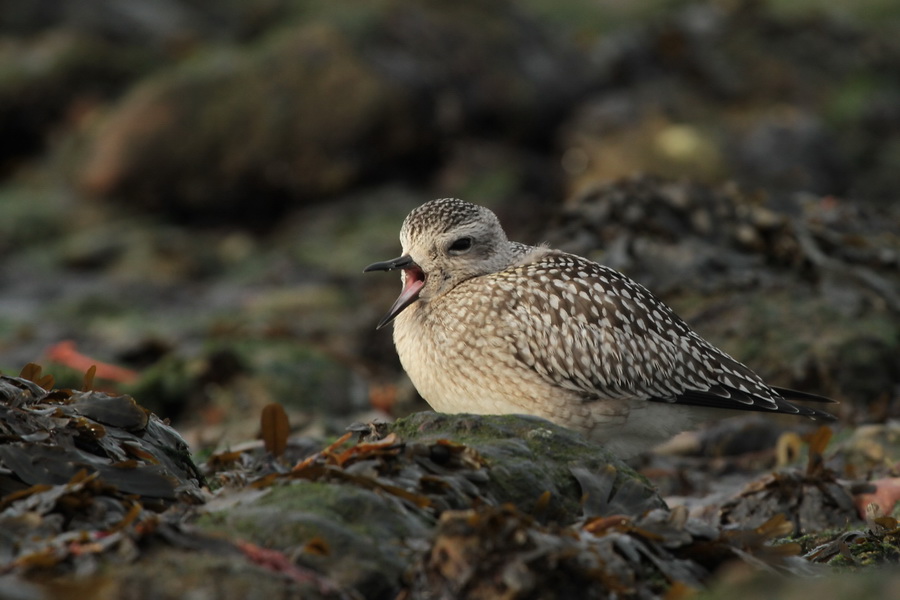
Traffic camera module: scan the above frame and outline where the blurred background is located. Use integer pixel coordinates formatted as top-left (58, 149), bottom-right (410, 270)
top-left (0, 0), bottom-right (898, 450)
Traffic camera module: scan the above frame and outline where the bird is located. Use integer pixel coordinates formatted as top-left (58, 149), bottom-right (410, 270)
top-left (364, 198), bottom-right (835, 458)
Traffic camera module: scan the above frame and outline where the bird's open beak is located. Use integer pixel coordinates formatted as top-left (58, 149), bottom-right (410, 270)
top-left (364, 255), bottom-right (426, 329)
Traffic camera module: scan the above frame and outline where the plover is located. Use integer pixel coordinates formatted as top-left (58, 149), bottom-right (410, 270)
top-left (365, 198), bottom-right (835, 457)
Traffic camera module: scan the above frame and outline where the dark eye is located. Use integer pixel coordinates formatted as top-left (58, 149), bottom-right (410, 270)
top-left (448, 237), bottom-right (473, 254)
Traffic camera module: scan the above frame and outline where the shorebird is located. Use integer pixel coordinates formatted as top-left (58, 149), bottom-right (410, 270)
top-left (365, 198), bottom-right (835, 457)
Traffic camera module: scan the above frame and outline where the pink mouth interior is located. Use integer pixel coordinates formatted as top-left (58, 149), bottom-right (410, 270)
top-left (376, 262), bottom-right (427, 329)
top-left (382, 267), bottom-right (424, 324)
top-left (399, 266), bottom-right (425, 303)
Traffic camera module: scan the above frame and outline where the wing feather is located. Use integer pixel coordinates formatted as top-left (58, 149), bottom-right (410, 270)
top-left (501, 251), bottom-right (835, 420)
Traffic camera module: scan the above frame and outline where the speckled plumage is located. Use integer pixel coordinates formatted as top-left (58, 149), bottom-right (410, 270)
top-left (365, 198), bottom-right (835, 457)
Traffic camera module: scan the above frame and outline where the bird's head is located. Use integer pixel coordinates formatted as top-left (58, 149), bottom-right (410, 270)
top-left (364, 198), bottom-right (513, 329)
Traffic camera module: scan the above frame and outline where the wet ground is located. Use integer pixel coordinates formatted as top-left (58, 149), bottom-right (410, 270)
top-left (0, 1), bottom-right (899, 598)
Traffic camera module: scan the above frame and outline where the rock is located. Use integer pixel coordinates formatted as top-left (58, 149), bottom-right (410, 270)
top-left (386, 412), bottom-right (664, 519)
top-left (74, 0), bottom-right (591, 224)
top-left (77, 24), bottom-right (424, 224)
top-left (561, 2), bottom-right (900, 201)
top-left (0, 0), bottom-right (291, 44)
top-left (0, 407), bottom-right (840, 598)
top-left (195, 413), bottom-right (663, 598)
top-left (0, 30), bottom-right (154, 171)
top-left (0, 370), bottom-right (203, 503)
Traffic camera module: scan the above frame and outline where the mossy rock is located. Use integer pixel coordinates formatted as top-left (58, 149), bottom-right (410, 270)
top-left (388, 411), bottom-right (664, 521)
top-left (191, 413), bottom-right (663, 598)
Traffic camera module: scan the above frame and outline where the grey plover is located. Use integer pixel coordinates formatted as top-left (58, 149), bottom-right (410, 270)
top-left (365, 198), bottom-right (835, 457)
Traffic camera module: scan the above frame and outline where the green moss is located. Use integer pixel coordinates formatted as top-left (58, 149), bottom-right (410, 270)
top-left (198, 481), bottom-right (430, 545)
top-left (824, 74), bottom-right (886, 127)
top-left (450, 167), bottom-right (520, 209)
top-left (229, 340), bottom-right (356, 414)
top-left (387, 412), bottom-right (663, 521)
top-left (518, 0), bottom-right (685, 40)
top-left (195, 479), bottom-right (428, 594)
top-left (791, 525), bottom-right (858, 553)
top-left (0, 181), bottom-right (70, 255)
top-left (281, 187), bottom-right (421, 276)
top-left (767, 0), bottom-right (900, 24)
top-left (849, 536), bottom-right (900, 566)
top-left (78, 547), bottom-right (319, 599)
top-left (698, 566), bottom-right (900, 600)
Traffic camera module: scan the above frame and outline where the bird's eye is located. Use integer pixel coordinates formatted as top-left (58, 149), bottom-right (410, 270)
top-left (448, 237), bottom-right (473, 254)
